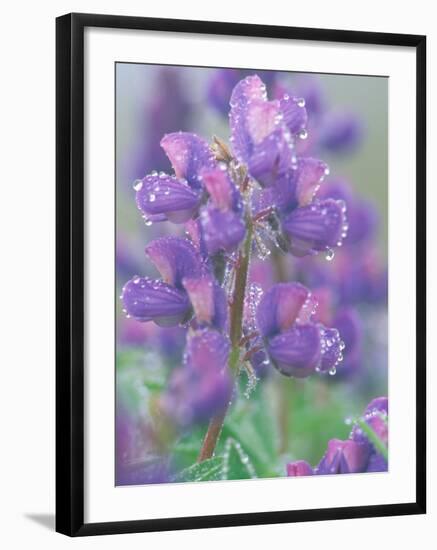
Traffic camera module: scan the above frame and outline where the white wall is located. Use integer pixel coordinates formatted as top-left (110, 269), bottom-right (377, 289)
top-left (0, 1), bottom-right (434, 547)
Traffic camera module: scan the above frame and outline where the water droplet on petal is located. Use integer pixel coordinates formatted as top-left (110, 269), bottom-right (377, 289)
top-left (325, 248), bottom-right (335, 261)
top-left (133, 179), bottom-right (143, 191)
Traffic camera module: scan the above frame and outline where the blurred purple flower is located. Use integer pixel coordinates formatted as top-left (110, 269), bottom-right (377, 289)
top-left (319, 111), bottom-right (363, 153)
top-left (286, 460), bottom-right (314, 477)
top-left (316, 438), bottom-right (370, 475)
top-left (162, 329), bottom-right (232, 426)
top-left (286, 397), bottom-right (388, 478)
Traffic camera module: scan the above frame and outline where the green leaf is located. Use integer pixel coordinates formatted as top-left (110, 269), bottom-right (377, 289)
top-left (222, 438), bottom-right (257, 480)
top-left (172, 457), bottom-right (224, 483)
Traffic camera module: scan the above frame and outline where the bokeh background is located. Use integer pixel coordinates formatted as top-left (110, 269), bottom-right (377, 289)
top-left (115, 63), bottom-right (388, 485)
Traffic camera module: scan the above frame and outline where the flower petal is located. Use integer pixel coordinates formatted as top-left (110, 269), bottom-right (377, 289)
top-left (247, 128), bottom-right (294, 187)
top-left (267, 323), bottom-right (321, 378)
top-left (135, 174), bottom-right (200, 223)
top-left (279, 93), bottom-right (308, 135)
top-left (286, 460), bottom-right (313, 477)
top-left (201, 168), bottom-right (239, 211)
top-left (160, 132), bottom-right (216, 189)
top-left (256, 282), bottom-right (312, 338)
top-left (295, 157), bottom-right (329, 206)
top-left (283, 199), bottom-right (347, 255)
top-left (121, 277), bottom-right (190, 326)
top-left (163, 330), bottom-right (232, 425)
top-left (365, 397), bottom-right (388, 416)
top-left (319, 325), bottom-right (345, 373)
top-left (182, 276), bottom-right (228, 330)
top-left (200, 206), bottom-right (246, 255)
top-left (145, 236), bottom-right (203, 288)
top-left (229, 75), bottom-right (268, 163)
top-left (317, 439), bottom-right (370, 475)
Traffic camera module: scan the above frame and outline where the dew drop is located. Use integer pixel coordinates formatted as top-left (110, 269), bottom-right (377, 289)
top-left (298, 129), bottom-right (308, 140)
top-left (325, 248), bottom-right (335, 261)
top-left (133, 179), bottom-right (143, 191)
top-left (297, 98), bottom-right (306, 107)
top-left (329, 366), bottom-right (337, 376)
top-left (149, 193), bottom-right (156, 202)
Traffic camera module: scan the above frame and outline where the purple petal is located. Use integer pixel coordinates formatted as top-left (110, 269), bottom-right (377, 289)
top-left (267, 324), bottom-right (321, 378)
top-left (318, 325), bottom-right (345, 374)
top-left (229, 75), bottom-right (295, 186)
top-left (247, 128), bottom-right (294, 187)
top-left (286, 460), bottom-right (314, 477)
top-left (229, 75), bottom-right (268, 163)
top-left (121, 277), bottom-right (190, 327)
top-left (317, 439), bottom-right (370, 475)
top-left (279, 93), bottom-right (308, 135)
top-left (283, 199), bottom-right (347, 256)
top-left (366, 452), bottom-right (388, 473)
top-left (365, 397), bottom-right (388, 416)
top-left (201, 168), bottom-right (239, 211)
top-left (255, 170), bottom-right (298, 215)
top-left (160, 132), bottom-right (216, 190)
top-left (163, 329), bottom-right (232, 425)
top-left (256, 282), bottom-right (313, 338)
top-left (200, 206), bottom-right (246, 254)
top-left (135, 174), bottom-right (200, 223)
top-left (182, 276), bottom-right (228, 330)
top-left (145, 236), bottom-right (203, 288)
top-left (295, 158), bottom-right (329, 206)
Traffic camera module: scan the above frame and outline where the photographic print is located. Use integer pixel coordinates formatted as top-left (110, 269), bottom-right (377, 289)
top-left (115, 64), bottom-right (389, 486)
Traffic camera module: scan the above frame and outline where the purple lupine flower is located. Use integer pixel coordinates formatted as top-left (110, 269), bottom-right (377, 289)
top-left (198, 167), bottom-right (246, 254)
top-left (162, 328), bottom-right (232, 426)
top-left (255, 282), bottom-right (344, 378)
top-left (283, 198), bottom-right (347, 257)
top-left (316, 438), bottom-right (370, 475)
top-left (121, 236), bottom-right (204, 327)
top-left (286, 460), bottom-right (314, 477)
top-left (134, 132), bottom-right (216, 224)
top-left (334, 246), bottom-right (388, 306)
top-left (319, 111), bottom-right (363, 153)
top-left (252, 156), bottom-right (348, 258)
top-left (229, 75), bottom-right (305, 187)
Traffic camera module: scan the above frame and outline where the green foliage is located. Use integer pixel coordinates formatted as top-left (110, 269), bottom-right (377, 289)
top-left (172, 457), bottom-right (224, 483)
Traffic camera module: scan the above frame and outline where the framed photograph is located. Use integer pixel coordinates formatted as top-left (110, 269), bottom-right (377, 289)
top-left (56, 12), bottom-right (426, 536)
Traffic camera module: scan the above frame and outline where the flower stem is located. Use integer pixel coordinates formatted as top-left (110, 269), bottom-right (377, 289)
top-left (197, 223), bottom-right (253, 462)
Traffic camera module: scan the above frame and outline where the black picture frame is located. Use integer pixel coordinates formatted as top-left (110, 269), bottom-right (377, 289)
top-left (56, 12), bottom-right (426, 537)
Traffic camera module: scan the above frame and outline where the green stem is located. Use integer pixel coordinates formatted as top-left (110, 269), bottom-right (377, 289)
top-left (357, 417), bottom-right (389, 462)
top-left (197, 223), bottom-right (253, 462)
